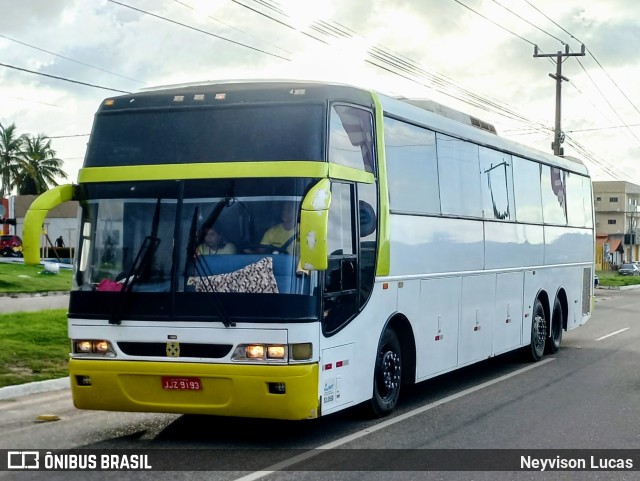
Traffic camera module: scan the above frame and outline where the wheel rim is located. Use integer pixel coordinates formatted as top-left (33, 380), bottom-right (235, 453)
top-left (377, 348), bottom-right (401, 401)
top-left (533, 311), bottom-right (546, 353)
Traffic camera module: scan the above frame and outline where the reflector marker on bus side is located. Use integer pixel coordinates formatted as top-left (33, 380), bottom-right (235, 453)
top-left (323, 360), bottom-right (349, 371)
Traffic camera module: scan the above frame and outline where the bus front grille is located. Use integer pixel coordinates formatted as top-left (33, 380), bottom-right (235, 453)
top-left (118, 342), bottom-right (233, 358)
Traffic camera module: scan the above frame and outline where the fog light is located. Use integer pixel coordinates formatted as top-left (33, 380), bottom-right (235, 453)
top-left (268, 382), bottom-right (286, 394)
top-left (76, 375), bottom-right (92, 386)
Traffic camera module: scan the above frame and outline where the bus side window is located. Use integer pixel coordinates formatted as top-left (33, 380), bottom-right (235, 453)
top-left (323, 182), bottom-right (358, 335)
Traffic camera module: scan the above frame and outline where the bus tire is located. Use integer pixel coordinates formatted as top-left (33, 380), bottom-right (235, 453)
top-left (526, 298), bottom-right (546, 362)
top-left (370, 328), bottom-right (402, 417)
top-left (545, 297), bottom-right (563, 354)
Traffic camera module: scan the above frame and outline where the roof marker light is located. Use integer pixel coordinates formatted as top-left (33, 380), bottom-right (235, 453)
top-left (215, 93), bottom-right (226, 100)
top-left (173, 95), bottom-right (184, 102)
top-left (290, 88), bottom-right (306, 96)
top-left (194, 94), bottom-right (205, 101)
top-left (104, 99), bottom-right (115, 106)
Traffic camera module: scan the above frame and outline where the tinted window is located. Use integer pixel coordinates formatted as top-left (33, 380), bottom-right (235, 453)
top-left (583, 177), bottom-right (594, 228)
top-left (437, 134), bottom-right (482, 217)
top-left (512, 156), bottom-right (543, 223)
top-left (566, 172), bottom-right (588, 227)
top-left (541, 165), bottom-right (568, 225)
top-left (85, 104), bottom-right (324, 167)
top-left (327, 182), bottom-right (355, 256)
top-left (479, 147), bottom-right (514, 220)
top-left (329, 105), bottom-right (374, 173)
top-left (384, 117), bottom-right (440, 214)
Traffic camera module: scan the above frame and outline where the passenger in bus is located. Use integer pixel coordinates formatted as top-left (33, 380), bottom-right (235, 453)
top-left (196, 227), bottom-right (236, 255)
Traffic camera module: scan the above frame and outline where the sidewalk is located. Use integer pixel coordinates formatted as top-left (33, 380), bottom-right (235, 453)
top-left (0, 292), bottom-right (71, 400)
top-left (0, 291), bottom-right (70, 313)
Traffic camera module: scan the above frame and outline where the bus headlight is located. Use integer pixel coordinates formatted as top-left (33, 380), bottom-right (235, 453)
top-left (246, 344), bottom-right (265, 359)
top-left (232, 343), bottom-right (312, 362)
top-left (73, 339), bottom-right (115, 357)
top-left (267, 345), bottom-right (286, 359)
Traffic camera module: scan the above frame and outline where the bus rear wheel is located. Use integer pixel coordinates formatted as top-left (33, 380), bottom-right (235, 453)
top-left (545, 297), bottom-right (563, 354)
top-left (370, 328), bottom-right (402, 417)
top-left (526, 298), bottom-right (546, 362)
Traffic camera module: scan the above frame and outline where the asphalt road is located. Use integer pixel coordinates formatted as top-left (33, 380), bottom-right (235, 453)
top-left (1, 288), bottom-right (638, 480)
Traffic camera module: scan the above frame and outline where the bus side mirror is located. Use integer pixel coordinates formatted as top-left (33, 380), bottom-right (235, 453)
top-left (299, 179), bottom-right (331, 271)
top-left (23, 184), bottom-right (76, 265)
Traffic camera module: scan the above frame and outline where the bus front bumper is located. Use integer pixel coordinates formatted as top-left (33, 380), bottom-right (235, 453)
top-left (69, 359), bottom-right (320, 420)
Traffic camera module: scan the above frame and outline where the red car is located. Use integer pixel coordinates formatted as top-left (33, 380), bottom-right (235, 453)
top-left (0, 235), bottom-right (22, 257)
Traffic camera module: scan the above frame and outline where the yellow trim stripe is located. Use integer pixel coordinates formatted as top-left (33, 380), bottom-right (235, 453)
top-left (78, 161), bottom-right (375, 184)
top-left (328, 163), bottom-right (375, 184)
top-left (371, 93), bottom-right (391, 276)
top-left (79, 161), bottom-right (328, 182)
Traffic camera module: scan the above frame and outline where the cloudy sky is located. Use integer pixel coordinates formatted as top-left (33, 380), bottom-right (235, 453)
top-left (1, 0), bottom-right (639, 186)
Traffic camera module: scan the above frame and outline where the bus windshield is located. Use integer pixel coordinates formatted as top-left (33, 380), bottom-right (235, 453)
top-left (73, 178), bottom-right (319, 321)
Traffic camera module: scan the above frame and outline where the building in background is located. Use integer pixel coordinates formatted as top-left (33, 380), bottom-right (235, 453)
top-left (5, 195), bottom-right (79, 259)
top-left (593, 181), bottom-right (640, 270)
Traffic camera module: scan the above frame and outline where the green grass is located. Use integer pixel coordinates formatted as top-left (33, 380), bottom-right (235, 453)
top-left (0, 262), bottom-right (72, 293)
top-left (0, 262), bottom-right (72, 387)
top-left (0, 309), bottom-right (68, 388)
top-left (596, 270), bottom-right (640, 287)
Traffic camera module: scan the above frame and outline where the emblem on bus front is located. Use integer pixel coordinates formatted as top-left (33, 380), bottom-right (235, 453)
top-left (166, 341), bottom-right (180, 358)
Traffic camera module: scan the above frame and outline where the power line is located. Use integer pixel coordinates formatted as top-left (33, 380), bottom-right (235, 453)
top-left (48, 134), bottom-right (91, 139)
top-left (567, 124), bottom-right (640, 133)
top-left (0, 62), bottom-right (131, 94)
top-left (107, 0), bottom-right (291, 62)
top-left (229, 0), bottom-right (330, 45)
top-left (488, 0), bottom-right (566, 45)
top-left (574, 57), bottom-right (640, 145)
top-left (0, 33), bottom-right (146, 85)
top-left (171, 0), bottom-right (292, 55)
top-left (1, 94), bottom-right (62, 108)
top-left (522, 1), bottom-right (640, 133)
top-left (451, 0), bottom-right (537, 47)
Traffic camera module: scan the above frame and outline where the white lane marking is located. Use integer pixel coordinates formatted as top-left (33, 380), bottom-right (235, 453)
top-left (596, 328), bottom-right (630, 341)
top-left (233, 358), bottom-right (555, 481)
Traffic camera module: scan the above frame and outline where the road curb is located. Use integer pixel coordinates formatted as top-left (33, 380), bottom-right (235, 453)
top-left (597, 284), bottom-right (640, 290)
top-left (0, 377), bottom-right (69, 400)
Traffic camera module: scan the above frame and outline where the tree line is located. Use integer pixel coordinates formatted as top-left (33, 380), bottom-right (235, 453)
top-left (0, 121), bottom-right (68, 197)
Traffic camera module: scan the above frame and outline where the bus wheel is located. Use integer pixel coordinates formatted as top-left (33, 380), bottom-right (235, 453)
top-left (527, 298), bottom-right (546, 362)
top-left (370, 328), bottom-right (402, 417)
top-left (545, 297), bottom-right (563, 354)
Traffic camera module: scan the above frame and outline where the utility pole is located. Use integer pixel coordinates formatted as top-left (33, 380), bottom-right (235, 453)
top-left (533, 44), bottom-right (585, 156)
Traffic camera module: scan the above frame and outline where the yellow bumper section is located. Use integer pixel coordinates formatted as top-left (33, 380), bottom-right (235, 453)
top-left (70, 359), bottom-right (319, 420)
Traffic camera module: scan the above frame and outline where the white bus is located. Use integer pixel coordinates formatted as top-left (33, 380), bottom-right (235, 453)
top-left (23, 80), bottom-right (594, 420)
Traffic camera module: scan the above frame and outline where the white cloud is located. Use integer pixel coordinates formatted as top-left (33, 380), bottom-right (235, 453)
top-left (0, 0), bottom-right (639, 186)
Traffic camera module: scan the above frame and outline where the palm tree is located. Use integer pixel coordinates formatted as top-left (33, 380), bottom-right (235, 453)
top-left (16, 135), bottom-right (68, 195)
top-left (0, 122), bottom-right (26, 197)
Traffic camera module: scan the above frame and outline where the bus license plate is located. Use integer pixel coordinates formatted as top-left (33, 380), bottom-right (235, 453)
top-left (161, 376), bottom-right (202, 391)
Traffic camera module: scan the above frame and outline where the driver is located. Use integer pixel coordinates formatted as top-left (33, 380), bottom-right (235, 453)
top-left (258, 203), bottom-right (297, 254)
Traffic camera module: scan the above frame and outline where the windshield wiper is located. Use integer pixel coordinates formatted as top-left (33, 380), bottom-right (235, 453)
top-left (109, 199), bottom-right (162, 325)
top-left (185, 193), bottom-right (236, 328)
